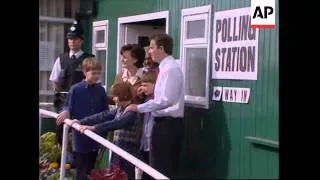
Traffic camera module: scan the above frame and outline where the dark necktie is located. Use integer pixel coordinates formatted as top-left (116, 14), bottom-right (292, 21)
top-left (71, 55), bottom-right (76, 60)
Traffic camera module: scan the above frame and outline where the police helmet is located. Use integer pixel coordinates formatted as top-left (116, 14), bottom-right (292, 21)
top-left (66, 21), bottom-right (84, 40)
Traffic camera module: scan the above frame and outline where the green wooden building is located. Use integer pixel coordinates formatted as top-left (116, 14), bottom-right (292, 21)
top-left (79, 0), bottom-right (279, 179)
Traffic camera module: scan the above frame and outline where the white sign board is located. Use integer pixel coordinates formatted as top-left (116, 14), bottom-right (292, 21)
top-left (39, 41), bottom-right (55, 71)
top-left (222, 87), bottom-right (250, 103)
top-left (212, 7), bottom-right (259, 80)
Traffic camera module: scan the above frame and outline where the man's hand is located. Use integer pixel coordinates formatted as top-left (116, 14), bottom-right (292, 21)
top-left (78, 125), bottom-right (95, 134)
top-left (70, 119), bottom-right (80, 126)
top-left (56, 111), bottom-right (70, 125)
top-left (124, 104), bottom-right (138, 113)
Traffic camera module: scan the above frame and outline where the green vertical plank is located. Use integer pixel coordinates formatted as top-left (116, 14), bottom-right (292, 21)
top-left (270, 23), bottom-right (279, 141)
top-left (267, 28), bottom-right (274, 178)
top-left (210, 1), bottom-right (224, 179)
top-left (268, 16), bottom-right (279, 178)
top-left (251, 145), bottom-right (271, 178)
top-left (248, 0), bottom-right (257, 177)
top-left (170, 0), bottom-right (181, 58)
top-left (262, 28), bottom-right (271, 178)
top-left (251, 27), bottom-right (268, 178)
top-left (271, 151), bottom-right (279, 178)
top-left (106, 18), bottom-right (117, 90)
top-left (264, 29), bottom-right (271, 138)
top-left (273, 20), bottom-right (279, 141)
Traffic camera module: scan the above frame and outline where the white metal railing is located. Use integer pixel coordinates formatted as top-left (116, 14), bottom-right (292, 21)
top-left (39, 16), bottom-right (75, 24)
top-left (39, 109), bottom-right (169, 180)
top-left (39, 102), bottom-right (54, 106)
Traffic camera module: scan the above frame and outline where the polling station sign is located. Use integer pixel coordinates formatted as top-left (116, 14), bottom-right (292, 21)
top-left (212, 7), bottom-right (259, 80)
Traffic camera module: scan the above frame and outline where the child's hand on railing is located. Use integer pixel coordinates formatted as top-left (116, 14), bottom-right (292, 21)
top-left (69, 119), bottom-right (80, 127)
top-left (56, 111), bottom-right (70, 125)
top-left (78, 125), bottom-right (96, 134)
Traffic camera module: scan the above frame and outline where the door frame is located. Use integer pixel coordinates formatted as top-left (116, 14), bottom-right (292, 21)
top-left (116, 11), bottom-right (169, 73)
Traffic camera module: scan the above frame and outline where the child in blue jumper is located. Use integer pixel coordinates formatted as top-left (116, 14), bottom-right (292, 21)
top-left (71, 82), bottom-right (141, 180)
top-left (56, 57), bottom-right (108, 180)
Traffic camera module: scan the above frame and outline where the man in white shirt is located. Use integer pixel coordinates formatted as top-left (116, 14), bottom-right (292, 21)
top-left (125, 34), bottom-right (184, 179)
top-left (49, 21), bottom-right (94, 147)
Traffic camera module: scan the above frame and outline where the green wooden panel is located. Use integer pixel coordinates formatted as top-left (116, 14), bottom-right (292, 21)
top-left (81, 0), bottom-right (279, 179)
top-left (40, 117), bottom-right (56, 134)
top-left (250, 144), bottom-right (279, 179)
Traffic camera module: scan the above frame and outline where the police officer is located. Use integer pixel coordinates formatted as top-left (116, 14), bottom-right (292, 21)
top-left (49, 21), bottom-right (95, 146)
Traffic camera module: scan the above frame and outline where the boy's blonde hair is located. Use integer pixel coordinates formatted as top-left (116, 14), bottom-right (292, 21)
top-left (82, 57), bottom-right (102, 72)
top-left (140, 70), bottom-right (158, 84)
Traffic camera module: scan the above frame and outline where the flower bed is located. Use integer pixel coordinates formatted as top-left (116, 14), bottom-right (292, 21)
top-left (39, 132), bottom-right (74, 180)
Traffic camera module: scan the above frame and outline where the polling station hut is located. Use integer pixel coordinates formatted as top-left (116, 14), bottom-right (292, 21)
top-left (76, 0), bottom-right (279, 179)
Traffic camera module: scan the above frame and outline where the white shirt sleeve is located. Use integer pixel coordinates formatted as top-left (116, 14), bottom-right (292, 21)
top-left (49, 57), bottom-right (61, 82)
top-left (137, 67), bottom-right (183, 113)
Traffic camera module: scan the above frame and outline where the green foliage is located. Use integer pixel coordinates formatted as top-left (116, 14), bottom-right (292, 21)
top-left (40, 132), bottom-right (61, 162)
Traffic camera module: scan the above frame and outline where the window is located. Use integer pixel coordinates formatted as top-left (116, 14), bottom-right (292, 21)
top-left (180, 5), bottom-right (212, 109)
top-left (92, 20), bottom-right (108, 87)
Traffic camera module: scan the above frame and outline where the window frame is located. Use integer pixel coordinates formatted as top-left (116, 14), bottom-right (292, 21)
top-left (183, 13), bottom-right (209, 44)
top-left (180, 5), bottom-right (212, 109)
top-left (93, 25), bottom-right (107, 48)
top-left (92, 20), bottom-right (109, 87)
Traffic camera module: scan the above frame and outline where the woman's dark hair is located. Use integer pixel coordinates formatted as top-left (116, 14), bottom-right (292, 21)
top-left (120, 44), bottom-right (146, 68)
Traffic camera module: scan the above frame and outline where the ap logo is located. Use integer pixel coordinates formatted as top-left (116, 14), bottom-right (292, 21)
top-left (251, 0), bottom-right (276, 28)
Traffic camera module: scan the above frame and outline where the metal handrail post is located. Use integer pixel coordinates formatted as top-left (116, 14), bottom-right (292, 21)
top-left (59, 124), bottom-right (69, 180)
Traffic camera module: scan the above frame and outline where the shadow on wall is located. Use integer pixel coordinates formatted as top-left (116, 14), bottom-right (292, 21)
top-left (178, 100), bottom-right (230, 179)
top-left (204, 101), bottom-right (231, 179)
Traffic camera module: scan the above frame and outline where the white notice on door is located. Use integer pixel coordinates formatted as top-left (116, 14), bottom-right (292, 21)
top-left (222, 87), bottom-right (251, 103)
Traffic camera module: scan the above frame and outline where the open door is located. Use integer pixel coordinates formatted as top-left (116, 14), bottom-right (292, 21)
top-left (117, 19), bottom-right (166, 73)
top-left (124, 24), bottom-right (165, 49)
top-left (117, 12), bottom-right (168, 73)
